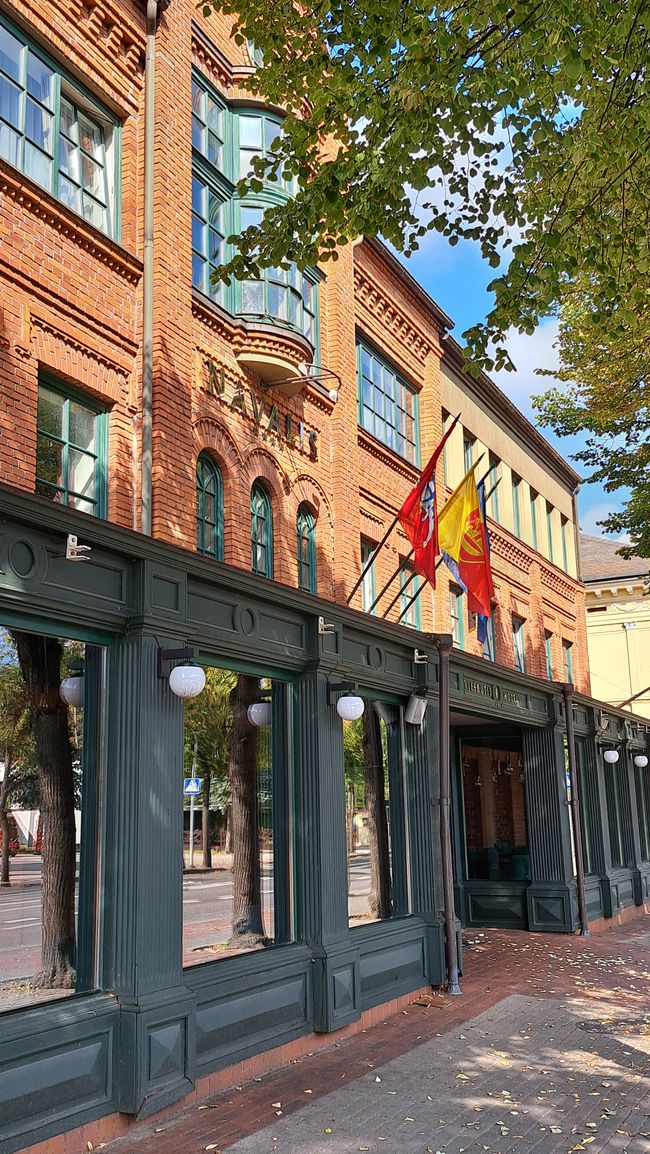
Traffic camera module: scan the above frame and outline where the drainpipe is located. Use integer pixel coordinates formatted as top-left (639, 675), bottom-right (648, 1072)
top-left (141, 0), bottom-right (164, 535)
top-left (562, 682), bottom-right (590, 936)
top-left (436, 634), bottom-right (461, 995)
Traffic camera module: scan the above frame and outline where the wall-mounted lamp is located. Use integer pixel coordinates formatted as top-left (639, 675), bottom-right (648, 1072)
top-left (634, 754), bottom-right (649, 769)
top-left (247, 701), bottom-right (272, 727)
top-left (328, 679), bottom-right (364, 721)
top-left (60, 660), bottom-right (84, 708)
top-left (603, 748), bottom-right (620, 765)
top-left (157, 647), bottom-right (206, 700)
top-left (405, 687), bottom-right (428, 726)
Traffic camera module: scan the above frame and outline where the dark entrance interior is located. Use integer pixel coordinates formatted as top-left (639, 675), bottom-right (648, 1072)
top-left (459, 734), bottom-right (530, 884)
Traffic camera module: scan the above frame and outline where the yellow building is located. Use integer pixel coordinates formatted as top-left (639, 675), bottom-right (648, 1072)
top-left (582, 534), bottom-right (650, 716)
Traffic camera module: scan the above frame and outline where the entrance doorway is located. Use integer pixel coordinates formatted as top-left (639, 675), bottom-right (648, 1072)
top-left (460, 736), bottom-right (530, 885)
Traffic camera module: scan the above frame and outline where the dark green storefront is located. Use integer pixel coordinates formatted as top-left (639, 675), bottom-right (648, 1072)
top-left (0, 487), bottom-right (648, 1153)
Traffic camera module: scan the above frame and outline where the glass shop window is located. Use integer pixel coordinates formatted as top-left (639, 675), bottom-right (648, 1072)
top-left (182, 668), bottom-right (293, 965)
top-left (0, 627), bottom-right (104, 1013)
top-left (575, 736), bottom-right (596, 875)
top-left (604, 760), bottom-right (625, 869)
top-left (460, 738), bottom-right (530, 883)
top-left (343, 698), bottom-right (409, 926)
top-left (635, 762), bottom-right (650, 863)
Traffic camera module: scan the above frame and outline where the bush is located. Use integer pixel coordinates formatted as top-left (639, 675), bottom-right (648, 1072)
top-left (0, 814), bottom-right (20, 856)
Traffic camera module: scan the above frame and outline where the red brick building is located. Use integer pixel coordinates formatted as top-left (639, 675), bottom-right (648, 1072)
top-left (0, 0), bottom-right (588, 691)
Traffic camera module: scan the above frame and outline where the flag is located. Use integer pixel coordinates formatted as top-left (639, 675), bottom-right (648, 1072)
top-left (476, 479), bottom-right (491, 644)
top-left (397, 416), bottom-right (459, 586)
top-left (438, 467), bottom-right (494, 617)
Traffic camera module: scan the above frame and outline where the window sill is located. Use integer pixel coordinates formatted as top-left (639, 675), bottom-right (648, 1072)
top-left (0, 159), bottom-right (142, 285)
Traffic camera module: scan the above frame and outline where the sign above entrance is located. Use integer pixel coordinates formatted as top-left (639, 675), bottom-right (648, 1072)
top-left (462, 676), bottom-right (521, 708)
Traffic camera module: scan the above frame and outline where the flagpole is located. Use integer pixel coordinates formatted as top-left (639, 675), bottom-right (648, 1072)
top-left (385, 556), bottom-right (444, 621)
top-left (345, 413), bottom-right (461, 607)
top-left (381, 569), bottom-right (417, 619)
top-left (367, 549), bottom-right (414, 615)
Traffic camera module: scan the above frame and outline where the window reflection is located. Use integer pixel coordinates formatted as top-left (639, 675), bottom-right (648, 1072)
top-left (460, 738), bottom-right (530, 882)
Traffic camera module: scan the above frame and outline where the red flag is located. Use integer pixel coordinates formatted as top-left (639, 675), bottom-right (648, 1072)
top-left (398, 416), bottom-right (459, 587)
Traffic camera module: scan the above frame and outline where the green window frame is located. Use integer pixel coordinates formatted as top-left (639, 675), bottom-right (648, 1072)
top-left (530, 489), bottom-right (539, 550)
top-left (357, 340), bottom-right (420, 466)
top-left (562, 639), bottom-right (573, 684)
top-left (545, 631), bottom-right (554, 680)
top-left (251, 481), bottom-right (274, 578)
top-left (0, 15), bottom-right (119, 238)
top-left (463, 432), bottom-right (475, 473)
top-left (487, 453), bottom-right (500, 522)
top-left (512, 474), bottom-right (521, 538)
top-left (576, 737), bottom-right (596, 874)
top-left (546, 502), bottom-right (555, 563)
top-left (297, 504), bottom-right (316, 593)
top-left (196, 452), bottom-right (224, 560)
top-left (604, 761), bottom-right (625, 868)
top-left (512, 615), bottom-right (526, 673)
top-left (450, 585), bottom-right (464, 648)
top-left (361, 537), bottom-right (376, 614)
top-left (482, 610), bottom-right (496, 662)
top-left (400, 562), bottom-right (422, 629)
top-left (561, 516), bottom-right (570, 571)
top-left (635, 764), bottom-right (650, 863)
top-left (442, 409), bottom-right (451, 486)
top-left (191, 72), bottom-right (319, 347)
top-left (36, 378), bottom-right (107, 517)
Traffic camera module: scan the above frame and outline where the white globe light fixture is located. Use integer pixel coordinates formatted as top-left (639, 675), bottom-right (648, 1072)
top-left (247, 701), bottom-right (272, 727)
top-left (336, 693), bottom-right (365, 722)
top-left (603, 749), bottom-right (619, 765)
top-left (634, 754), bottom-right (648, 769)
top-left (168, 663), bottom-right (206, 700)
top-left (60, 674), bottom-right (84, 709)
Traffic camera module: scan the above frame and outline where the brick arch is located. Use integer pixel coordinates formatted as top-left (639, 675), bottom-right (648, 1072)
top-left (242, 448), bottom-right (288, 506)
top-left (193, 418), bottom-right (243, 476)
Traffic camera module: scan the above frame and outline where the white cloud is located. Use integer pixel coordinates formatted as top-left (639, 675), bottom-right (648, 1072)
top-left (579, 501), bottom-right (629, 540)
top-left (492, 319), bottom-right (561, 416)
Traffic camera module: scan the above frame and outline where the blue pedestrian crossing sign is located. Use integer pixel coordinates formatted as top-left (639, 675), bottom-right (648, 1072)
top-left (183, 777), bottom-right (203, 796)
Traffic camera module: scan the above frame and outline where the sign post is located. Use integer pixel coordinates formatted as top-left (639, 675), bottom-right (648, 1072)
top-left (183, 774), bottom-right (203, 869)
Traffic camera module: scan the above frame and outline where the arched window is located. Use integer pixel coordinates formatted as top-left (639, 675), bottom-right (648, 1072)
top-left (196, 453), bottom-right (224, 559)
top-left (297, 504), bottom-right (316, 593)
top-left (251, 481), bottom-right (273, 578)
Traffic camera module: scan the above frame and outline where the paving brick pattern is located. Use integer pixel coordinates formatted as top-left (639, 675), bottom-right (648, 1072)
top-left (97, 916), bottom-right (650, 1154)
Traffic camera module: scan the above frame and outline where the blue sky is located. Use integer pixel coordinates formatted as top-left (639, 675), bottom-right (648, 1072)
top-left (399, 234), bottom-right (627, 540)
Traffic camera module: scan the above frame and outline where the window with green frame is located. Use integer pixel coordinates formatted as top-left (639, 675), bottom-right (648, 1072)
top-left (546, 501), bottom-right (555, 563)
top-left (575, 737), bottom-right (597, 874)
top-left (400, 562), bottom-right (422, 629)
top-left (196, 453), bottom-right (224, 560)
top-left (487, 452), bottom-right (500, 522)
top-left (357, 341), bottom-right (419, 465)
top-left (463, 431), bottom-right (475, 473)
top-left (604, 760), bottom-right (625, 868)
top-left (530, 489), bottom-right (539, 550)
top-left (360, 537), bottom-right (376, 614)
top-left (449, 584), bottom-right (464, 648)
top-left (0, 17), bottom-right (118, 237)
top-left (251, 481), bottom-right (273, 578)
top-left (561, 516), bottom-right (570, 571)
top-left (512, 614), bottom-right (526, 672)
top-left (297, 504), bottom-right (316, 593)
top-left (511, 473), bottom-right (522, 538)
top-left (482, 610), bottom-right (496, 661)
top-left (545, 630), bottom-right (554, 680)
top-left (562, 639), bottom-right (573, 683)
top-left (634, 762), bottom-right (650, 862)
top-left (36, 379), bottom-right (107, 516)
top-left (191, 73), bottom-right (319, 345)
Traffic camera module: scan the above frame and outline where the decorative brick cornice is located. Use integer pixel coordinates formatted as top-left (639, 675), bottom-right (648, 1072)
top-left (0, 161), bottom-right (142, 285)
top-left (354, 267), bottom-right (434, 366)
top-left (541, 567), bottom-right (580, 600)
top-left (489, 528), bottom-right (532, 573)
top-left (358, 429), bottom-right (420, 484)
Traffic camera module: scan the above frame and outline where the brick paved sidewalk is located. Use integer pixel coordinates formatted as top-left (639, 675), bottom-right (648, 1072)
top-left (81, 917), bottom-right (650, 1154)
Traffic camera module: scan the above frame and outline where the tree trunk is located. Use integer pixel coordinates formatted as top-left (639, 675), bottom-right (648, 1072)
top-left (363, 708), bottom-right (392, 920)
top-left (202, 768), bottom-right (212, 868)
top-left (11, 632), bottom-right (76, 988)
top-left (0, 750), bottom-right (12, 887)
top-left (228, 675), bottom-right (265, 945)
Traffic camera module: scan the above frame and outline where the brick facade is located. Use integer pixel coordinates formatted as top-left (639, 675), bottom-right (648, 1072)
top-left (0, 0), bottom-right (588, 694)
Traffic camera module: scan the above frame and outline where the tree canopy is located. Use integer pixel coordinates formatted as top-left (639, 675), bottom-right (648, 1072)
top-left (204, 1), bottom-right (649, 371)
top-left (201, 0), bottom-right (650, 555)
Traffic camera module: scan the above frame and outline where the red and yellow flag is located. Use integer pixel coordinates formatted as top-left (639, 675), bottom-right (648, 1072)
top-left (438, 467), bottom-right (494, 616)
top-left (397, 416), bottom-right (458, 587)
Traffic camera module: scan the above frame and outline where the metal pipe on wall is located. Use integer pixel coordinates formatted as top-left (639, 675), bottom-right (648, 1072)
top-left (437, 633), bottom-right (462, 994)
top-left (562, 682), bottom-right (590, 936)
top-left (140, 0), bottom-right (160, 536)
